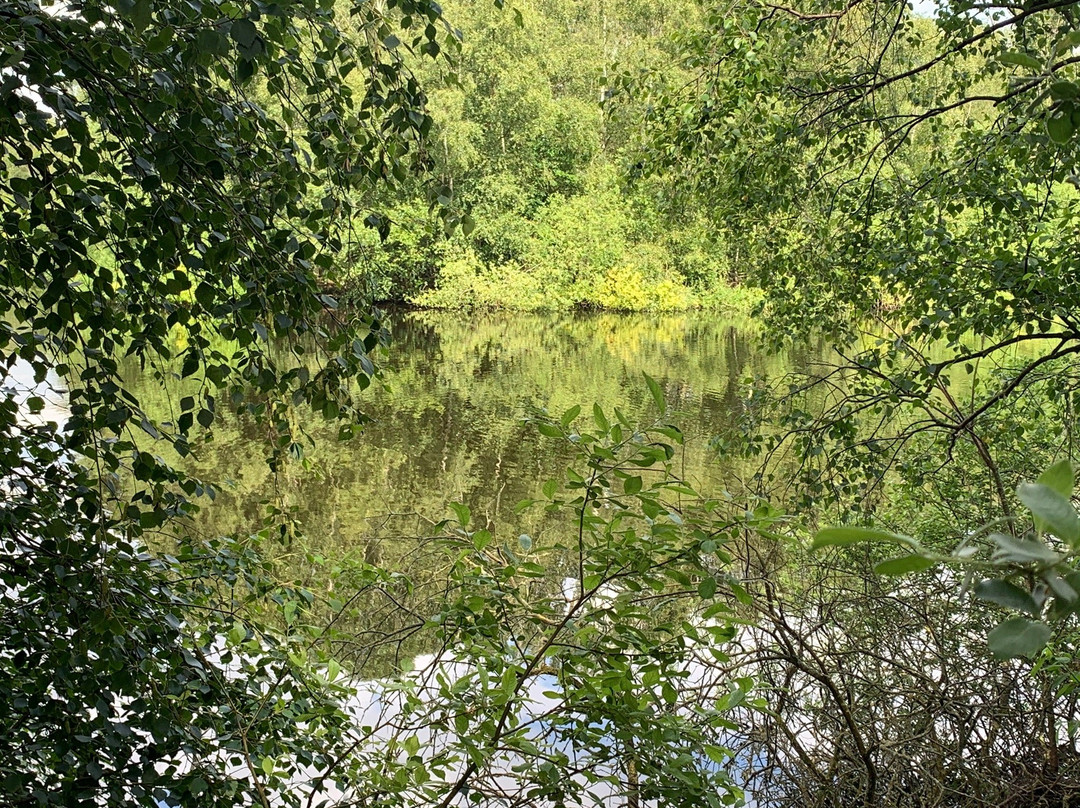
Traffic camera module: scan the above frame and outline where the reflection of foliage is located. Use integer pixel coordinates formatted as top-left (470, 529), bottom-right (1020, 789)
top-left (127, 311), bottom-right (791, 548)
top-left (121, 312), bottom-right (796, 674)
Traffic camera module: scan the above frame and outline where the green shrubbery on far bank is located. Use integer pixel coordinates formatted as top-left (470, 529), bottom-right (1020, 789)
top-left (343, 183), bottom-right (758, 313)
top-left (331, 0), bottom-right (754, 314)
top-left (408, 247), bottom-right (758, 312)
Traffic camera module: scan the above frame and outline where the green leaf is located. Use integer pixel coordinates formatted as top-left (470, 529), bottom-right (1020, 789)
top-left (129, 0), bottom-right (152, 32)
top-left (698, 576), bottom-right (717, 599)
top-left (873, 554), bottom-right (936, 576)
top-left (112, 45), bottom-right (131, 70)
top-left (147, 27), bottom-right (172, 53)
top-left (1046, 109), bottom-right (1075, 144)
top-left (703, 744), bottom-right (728, 765)
top-left (518, 533), bottom-right (532, 551)
top-left (592, 403), bottom-right (609, 432)
top-left (975, 579), bottom-right (1040, 616)
top-left (1038, 460), bottom-right (1074, 499)
top-left (261, 757), bottom-right (274, 776)
top-left (461, 214), bottom-right (476, 236)
top-left (1017, 481), bottom-right (1080, 545)
top-left (623, 476), bottom-right (643, 495)
top-left (231, 19), bottom-right (258, 48)
top-left (811, 526), bottom-right (913, 550)
top-left (991, 532), bottom-right (1061, 564)
top-left (987, 616), bottom-right (1051, 660)
top-left (449, 502), bottom-right (470, 527)
top-left (194, 282), bottom-right (215, 308)
top-left (196, 28), bottom-right (229, 56)
top-left (1051, 81), bottom-right (1080, 101)
top-left (1044, 569), bottom-right (1078, 602)
top-left (1055, 30), bottom-right (1080, 55)
top-left (702, 602), bottom-right (730, 619)
top-left (542, 479), bottom-right (557, 499)
top-left (536, 422), bottom-right (562, 438)
top-left (643, 372), bottom-right (665, 412)
top-left (181, 352), bottom-right (199, 379)
top-left (560, 404), bottom-right (581, 428)
top-left (227, 621), bottom-right (245, 645)
top-left (997, 50), bottom-right (1041, 70)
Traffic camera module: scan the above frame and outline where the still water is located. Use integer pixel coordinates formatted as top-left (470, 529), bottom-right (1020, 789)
top-left (130, 310), bottom-right (820, 550)
top-left (22, 310), bottom-right (1045, 806)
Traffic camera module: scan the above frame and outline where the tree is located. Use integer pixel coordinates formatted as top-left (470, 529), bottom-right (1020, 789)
top-left (606, 6), bottom-right (1080, 800)
top-left (343, 0), bottom-right (740, 311)
top-left (0, 0), bottom-right (456, 804)
top-left (620, 0), bottom-right (1080, 597)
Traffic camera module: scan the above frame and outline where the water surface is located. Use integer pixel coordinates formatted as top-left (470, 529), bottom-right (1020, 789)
top-left (134, 310), bottom-right (816, 549)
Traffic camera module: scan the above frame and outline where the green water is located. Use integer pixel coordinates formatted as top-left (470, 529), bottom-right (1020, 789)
top-left (130, 310), bottom-right (821, 553)
top-left (114, 309), bottom-right (1014, 676)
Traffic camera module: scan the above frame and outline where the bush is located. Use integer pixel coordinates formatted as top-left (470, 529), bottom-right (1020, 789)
top-left (583, 246), bottom-right (692, 312)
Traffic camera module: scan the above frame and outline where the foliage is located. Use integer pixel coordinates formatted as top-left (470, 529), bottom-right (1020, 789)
top-left (623, 0), bottom-right (1080, 591)
top-left (364, 400), bottom-right (752, 808)
top-left (343, 200), bottom-right (451, 304)
top-left (813, 459), bottom-right (1080, 661)
top-left (411, 182), bottom-right (746, 311)
top-left (0, 4), bottom-right (762, 804)
top-left (612, 3), bottom-right (1080, 801)
top-left (731, 527), bottom-right (1080, 808)
top-left (0, 0), bottom-right (456, 803)
top-left (338, 0), bottom-right (748, 310)
top-left (1, 424), bottom-right (366, 807)
top-left (2, 0), bottom-right (458, 475)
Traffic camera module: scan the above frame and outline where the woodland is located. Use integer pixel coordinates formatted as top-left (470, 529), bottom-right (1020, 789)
top-left (4, 0), bottom-right (1080, 807)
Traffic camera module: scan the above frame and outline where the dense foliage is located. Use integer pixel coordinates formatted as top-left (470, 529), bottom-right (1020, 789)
top-left (340, 0), bottom-right (752, 312)
top-left (13, 0), bottom-right (1080, 805)
top-left (0, 0), bottom-right (450, 803)
top-left (609, 1), bottom-right (1080, 803)
top-left (623, 0), bottom-right (1080, 480)
top-left (623, 0), bottom-right (1080, 631)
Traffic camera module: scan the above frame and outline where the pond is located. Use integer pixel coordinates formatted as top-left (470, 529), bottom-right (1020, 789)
top-left (125, 309), bottom-right (821, 550)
